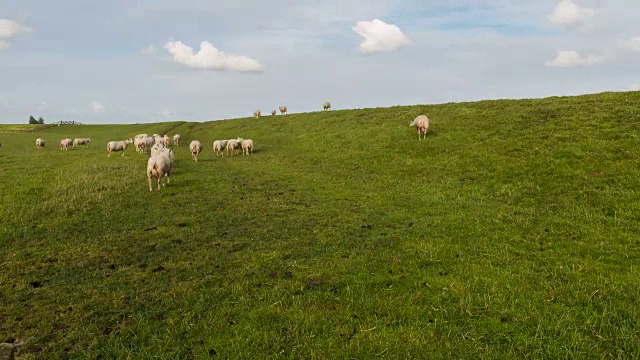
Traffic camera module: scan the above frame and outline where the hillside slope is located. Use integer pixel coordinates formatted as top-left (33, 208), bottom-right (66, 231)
top-left (1, 92), bottom-right (640, 358)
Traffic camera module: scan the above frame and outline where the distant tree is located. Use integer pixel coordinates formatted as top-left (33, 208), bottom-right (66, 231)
top-left (37, 117), bottom-right (45, 124)
top-left (28, 115), bottom-right (37, 124)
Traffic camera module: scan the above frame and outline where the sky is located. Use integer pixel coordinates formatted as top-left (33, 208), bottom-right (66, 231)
top-left (1, 0), bottom-right (639, 124)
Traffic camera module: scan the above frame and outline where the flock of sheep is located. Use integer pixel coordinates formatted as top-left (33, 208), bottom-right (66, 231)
top-left (252, 102), bottom-right (332, 119)
top-left (30, 111), bottom-right (430, 191)
top-left (35, 132), bottom-right (256, 192)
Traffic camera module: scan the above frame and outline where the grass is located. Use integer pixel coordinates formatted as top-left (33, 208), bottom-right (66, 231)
top-left (1, 91), bottom-right (640, 359)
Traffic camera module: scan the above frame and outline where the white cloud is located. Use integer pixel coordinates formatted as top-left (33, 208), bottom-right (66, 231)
top-left (631, 83), bottom-right (640, 91)
top-left (164, 40), bottom-right (264, 72)
top-left (159, 109), bottom-right (175, 118)
top-left (618, 37), bottom-right (640, 53)
top-left (0, 19), bottom-right (32, 50)
top-left (141, 44), bottom-right (158, 55)
top-left (352, 19), bottom-right (411, 54)
top-left (547, 0), bottom-right (596, 26)
top-left (91, 101), bottom-right (105, 114)
top-left (545, 50), bottom-right (606, 67)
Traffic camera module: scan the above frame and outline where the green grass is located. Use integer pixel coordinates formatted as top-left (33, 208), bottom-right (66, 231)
top-left (1, 91), bottom-right (640, 359)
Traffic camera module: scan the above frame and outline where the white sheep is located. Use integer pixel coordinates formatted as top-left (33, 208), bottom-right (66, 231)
top-left (163, 134), bottom-right (170, 146)
top-left (323, 101), bottom-right (331, 111)
top-left (226, 138), bottom-right (243, 156)
top-left (73, 138), bottom-right (91, 147)
top-left (107, 138), bottom-right (134, 157)
top-left (190, 140), bottom-right (203, 162)
top-left (173, 134), bottom-right (181, 146)
top-left (241, 139), bottom-right (254, 156)
top-left (279, 105), bottom-right (287, 115)
top-left (271, 110), bottom-right (276, 116)
top-left (409, 115), bottom-right (430, 140)
top-left (143, 136), bottom-right (155, 153)
top-left (147, 152), bottom-right (174, 191)
top-left (134, 137), bottom-right (146, 153)
top-left (254, 110), bottom-right (261, 119)
top-left (212, 140), bottom-right (228, 157)
top-left (150, 142), bottom-right (173, 160)
top-left (36, 138), bottom-right (45, 149)
top-left (135, 133), bottom-right (148, 138)
top-left (59, 138), bottom-right (73, 151)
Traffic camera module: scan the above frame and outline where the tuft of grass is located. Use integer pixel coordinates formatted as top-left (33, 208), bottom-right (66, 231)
top-left (2, 92), bottom-right (640, 358)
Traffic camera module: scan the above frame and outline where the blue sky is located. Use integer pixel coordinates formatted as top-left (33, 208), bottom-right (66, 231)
top-left (1, 0), bottom-right (639, 124)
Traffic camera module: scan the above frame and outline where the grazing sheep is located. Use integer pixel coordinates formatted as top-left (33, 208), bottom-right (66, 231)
top-left (147, 152), bottom-right (174, 191)
top-left (254, 110), bottom-right (261, 119)
top-left (163, 134), bottom-right (170, 146)
top-left (213, 140), bottom-right (228, 157)
top-left (173, 134), bottom-right (181, 146)
top-left (271, 110), bottom-right (276, 116)
top-left (241, 139), bottom-right (254, 156)
top-left (36, 138), bottom-right (45, 149)
top-left (279, 105), bottom-right (287, 115)
top-left (226, 138), bottom-right (243, 156)
top-left (409, 115), bottom-right (430, 140)
top-left (73, 138), bottom-right (91, 147)
top-left (107, 138), bottom-right (134, 157)
top-left (190, 140), bottom-right (203, 162)
top-left (59, 138), bottom-right (73, 151)
top-left (323, 101), bottom-right (331, 111)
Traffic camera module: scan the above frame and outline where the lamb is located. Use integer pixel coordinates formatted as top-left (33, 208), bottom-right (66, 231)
top-left (254, 110), bottom-right (261, 119)
top-left (241, 139), bottom-right (254, 156)
top-left (409, 115), bottom-right (430, 140)
top-left (59, 138), bottom-right (73, 151)
top-left (36, 138), bottom-right (45, 149)
top-left (73, 138), bottom-right (91, 147)
top-left (173, 134), bottom-right (181, 146)
top-left (147, 152), bottom-right (174, 191)
top-left (279, 105), bottom-right (287, 115)
top-left (107, 138), bottom-right (134, 157)
top-left (190, 140), bottom-right (203, 162)
top-left (323, 101), bottom-right (331, 111)
top-left (212, 140), bottom-right (228, 157)
top-left (226, 137), bottom-right (243, 156)
top-left (271, 110), bottom-right (276, 116)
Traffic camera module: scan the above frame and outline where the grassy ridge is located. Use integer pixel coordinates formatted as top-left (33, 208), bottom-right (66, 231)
top-left (1, 92), bottom-right (640, 358)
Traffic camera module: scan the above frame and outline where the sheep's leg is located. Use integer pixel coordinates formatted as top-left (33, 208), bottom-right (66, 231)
top-left (148, 176), bottom-right (153, 192)
top-left (157, 177), bottom-right (161, 191)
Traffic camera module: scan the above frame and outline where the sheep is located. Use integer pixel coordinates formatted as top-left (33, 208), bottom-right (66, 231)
top-left (279, 105), bottom-right (287, 115)
top-left (189, 140), bottom-right (203, 162)
top-left (173, 134), bottom-right (181, 146)
top-left (226, 137), bottom-right (243, 156)
top-left (150, 142), bottom-right (174, 160)
top-left (73, 138), bottom-right (91, 147)
top-left (147, 151), bottom-right (174, 191)
top-left (254, 110), bottom-right (261, 119)
top-left (134, 137), bottom-right (146, 153)
top-left (59, 138), bottom-right (73, 151)
top-left (107, 138), bottom-right (134, 157)
top-left (323, 101), bottom-right (331, 111)
top-left (135, 133), bottom-right (148, 138)
top-left (213, 140), bottom-right (228, 157)
top-left (143, 136), bottom-right (155, 153)
top-left (163, 134), bottom-right (170, 146)
top-left (36, 138), bottom-right (45, 149)
top-left (154, 135), bottom-right (164, 146)
top-left (241, 139), bottom-right (254, 156)
top-left (271, 110), bottom-right (276, 116)
top-left (409, 115), bottom-right (430, 140)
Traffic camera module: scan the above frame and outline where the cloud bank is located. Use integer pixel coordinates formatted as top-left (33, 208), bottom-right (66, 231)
top-left (164, 40), bottom-right (264, 72)
top-left (352, 19), bottom-right (411, 53)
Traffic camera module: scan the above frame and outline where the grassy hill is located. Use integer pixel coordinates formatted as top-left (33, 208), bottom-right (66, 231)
top-left (1, 92), bottom-right (640, 358)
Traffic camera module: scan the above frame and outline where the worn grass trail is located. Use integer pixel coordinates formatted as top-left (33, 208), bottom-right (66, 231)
top-left (1, 92), bottom-right (640, 358)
